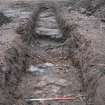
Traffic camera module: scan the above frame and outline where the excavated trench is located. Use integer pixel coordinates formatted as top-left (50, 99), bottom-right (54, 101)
top-left (0, 1), bottom-right (104, 105)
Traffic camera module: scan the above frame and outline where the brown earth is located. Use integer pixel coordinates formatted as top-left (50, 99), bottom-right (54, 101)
top-left (0, 0), bottom-right (105, 105)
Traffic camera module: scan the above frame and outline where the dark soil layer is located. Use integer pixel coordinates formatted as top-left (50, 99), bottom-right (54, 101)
top-left (0, 12), bottom-right (12, 27)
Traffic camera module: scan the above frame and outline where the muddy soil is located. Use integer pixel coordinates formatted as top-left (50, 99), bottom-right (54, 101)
top-left (0, 1), bottom-right (82, 105)
top-left (16, 4), bottom-right (82, 105)
top-left (0, 1), bottom-right (105, 105)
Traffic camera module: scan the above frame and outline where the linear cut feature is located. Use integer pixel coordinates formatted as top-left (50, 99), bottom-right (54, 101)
top-left (16, 2), bottom-right (103, 105)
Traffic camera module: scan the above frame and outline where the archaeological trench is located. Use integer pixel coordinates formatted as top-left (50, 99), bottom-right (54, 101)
top-left (0, 1), bottom-right (105, 105)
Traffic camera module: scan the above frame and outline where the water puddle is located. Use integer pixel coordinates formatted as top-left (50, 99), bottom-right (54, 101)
top-left (28, 63), bottom-right (54, 76)
top-left (3, 8), bottom-right (32, 19)
top-left (36, 8), bottom-right (63, 39)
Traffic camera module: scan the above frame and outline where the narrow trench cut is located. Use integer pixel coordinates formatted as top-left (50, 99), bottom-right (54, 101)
top-left (14, 4), bottom-right (82, 105)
